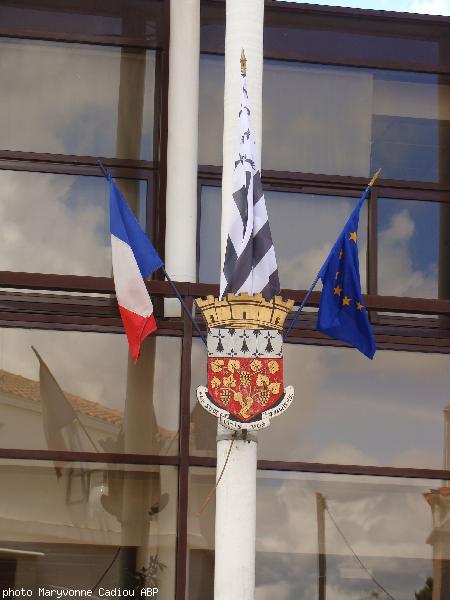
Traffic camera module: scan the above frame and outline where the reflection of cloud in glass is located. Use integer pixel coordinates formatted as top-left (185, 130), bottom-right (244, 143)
top-left (254, 472), bottom-right (436, 599)
top-left (263, 61), bottom-right (373, 176)
top-left (190, 468), bottom-right (436, 599)
top-left (283, 0), bottom-right (450, 16)
top-left (0, 171), bottom-right (146, 277)
top-left (378, 199), bottom-right (438, 298)
top-left (199, 54), bottom-right (450, 183)
top-left (258, 344), bottom-right (449, 469)
top-left (0, 39), bottom-right (155, 159)
top-left (190, 333), bottom-right (450, 470)
top-left (199, 56), bottom-right (374, 176)
top-left (266, 192), bottom-right (367, 291)
top-left (199, 187), bottom-right (368, 290)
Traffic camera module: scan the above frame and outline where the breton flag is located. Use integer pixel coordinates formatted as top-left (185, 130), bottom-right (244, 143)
top-left (109, 176), bottom-right (163, 362)
top-left (220, 55), bottom-right (280, 300)
top-left (32, 346), bottom-right (84, 477)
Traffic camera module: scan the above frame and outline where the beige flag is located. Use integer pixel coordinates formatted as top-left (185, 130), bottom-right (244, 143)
top-left (32, 346), bottom-right (83, 478)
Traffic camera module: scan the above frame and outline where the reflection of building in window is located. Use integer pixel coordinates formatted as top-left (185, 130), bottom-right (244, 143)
top-left (0, 367), bottom-right (122, 452)
top-left (423, 404), bottom-right (450, 599)
top-left (371, 72), bottom-right (450, 183)
top-left (424, 488), bottom-right (450, 600)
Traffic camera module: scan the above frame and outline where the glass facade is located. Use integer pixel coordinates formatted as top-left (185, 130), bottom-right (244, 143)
top-left (188, 468), bottom-right (448, 600)
top-left (199, 186), bottom-right (368, 291)
top-left (377, 197), bottom-right (449, 299)
top-left (199, 55), bottom-right (450, 182)
top-left (0, 461), bottom-right (178, 597)
top-left (191, 342), bottom-right (450, 469)
top-left (0, 329), bottom-right (181, 455)
top-left (0, 2), bottom-right (449, 599)
top-left (0, 171), bottom-right (147, 276)
top-left (0, 39), bottom-right (156, 160)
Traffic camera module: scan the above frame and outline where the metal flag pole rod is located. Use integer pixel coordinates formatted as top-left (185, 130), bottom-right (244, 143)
top-left (98, 160), bottom-right (110, 179)
top-left (161, 267), bottom-right (207, 346)
top-left (74, 412), bottom-right (101, 453)
top-left (283, 168), bottom-right (381, 341)
top-left (283, 272), bottom-right (320, 341)
top-left (98, 161), bottom-right (208, 347)
top-left (31, 346), bottom-right (100, 453)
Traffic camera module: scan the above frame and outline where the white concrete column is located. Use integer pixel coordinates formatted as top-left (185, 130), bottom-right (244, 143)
top-left (215, 2), bottom-right (264, 599)
top-left (215, 430), bottom-right (257, 600)
top-left (165, 0), bottom-right (200, 316)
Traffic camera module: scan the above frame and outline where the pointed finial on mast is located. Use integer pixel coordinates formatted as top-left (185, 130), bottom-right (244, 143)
top-left (368, 168), bottom-right (382, 187)
top-left (240, 49), bottom-right (247, 75)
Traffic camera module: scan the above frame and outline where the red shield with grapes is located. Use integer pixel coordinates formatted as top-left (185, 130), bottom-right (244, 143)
top-left (206, 328), bottom-right (284, 425)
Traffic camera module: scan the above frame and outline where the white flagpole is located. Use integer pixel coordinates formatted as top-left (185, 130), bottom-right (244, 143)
top-left (215, 2), bottom-right (264, 599)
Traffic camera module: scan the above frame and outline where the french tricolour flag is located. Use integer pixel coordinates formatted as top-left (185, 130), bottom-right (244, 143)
top-left (109, 176), bottom-right (163, 362)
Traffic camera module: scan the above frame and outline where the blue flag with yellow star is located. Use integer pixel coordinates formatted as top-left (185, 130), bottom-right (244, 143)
top-left (317, 194), bottom-right (376, 359)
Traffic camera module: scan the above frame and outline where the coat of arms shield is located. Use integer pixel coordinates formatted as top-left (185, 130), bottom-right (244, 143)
top-left (196, 293), bottom-right (295, 431)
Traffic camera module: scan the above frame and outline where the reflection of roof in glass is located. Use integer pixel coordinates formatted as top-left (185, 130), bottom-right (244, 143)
top-left (0, 369), bottom-right (123, 425)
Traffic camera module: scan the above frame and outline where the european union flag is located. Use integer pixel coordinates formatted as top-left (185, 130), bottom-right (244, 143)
top-left (317, 194), bottom-right (376, 359)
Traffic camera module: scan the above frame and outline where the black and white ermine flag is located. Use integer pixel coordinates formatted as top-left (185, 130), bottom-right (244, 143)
top-left (220, 70), bottom-right (280, 300)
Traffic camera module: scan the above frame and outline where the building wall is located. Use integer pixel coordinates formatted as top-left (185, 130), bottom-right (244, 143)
top-left (0, 1), bottom-right (449, 599)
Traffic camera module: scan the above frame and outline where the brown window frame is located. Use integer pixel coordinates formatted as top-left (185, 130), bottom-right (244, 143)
top-left (0, 4), bottom-right (449, 600)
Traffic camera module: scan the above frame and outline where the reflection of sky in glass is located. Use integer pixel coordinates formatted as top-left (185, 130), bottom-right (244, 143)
top-left (256, 472), bottom-right (436, 600)
top-left (258, 344), bottom-right (450, 469)
top-left (199, 55), bottom-right (450, 182)
top-left (378, 198), bottom-right (439, 298)
top-left (0, 39), bottom-right (155, 160)
top-left (266, 191), bottom-right (367, 291)
top-left (199, 186), bottom-right (367, 291)
top-left (0, 171), bottom-right (146, 277)
top-left (190, 467), bottom-right (440, 599)
top-left (281, 0), bottom-right (450, 16)
top-left (190, 341), bottom-right (450, 470)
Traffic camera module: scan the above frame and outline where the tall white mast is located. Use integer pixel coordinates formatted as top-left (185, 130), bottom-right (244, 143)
top-left (215, 2), bottom-right (264, 599)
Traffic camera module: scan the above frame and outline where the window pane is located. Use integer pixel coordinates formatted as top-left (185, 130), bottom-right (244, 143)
top-left (0, 328), bottom-right (180, 456)
top-left (0, 39), bottom-right (156, 160)
top-left (263, 61), bottom-right (375, 177)
top-left (259, 346), bottom-right (450, 467)
top-left (198, 55), bottom-right (224, 167)
top-left (199, 55), bottom-right (450, 183)
top-left (378, 197), bottom-right (450, 300)
top-left (190, 339), bottom-right (215, 457)
top-left (198, 186), bottom-right (367, 291)
top-left (0, 1), bottom-right (164, 47)
top-left (190, 343), bottom-right (450, 469)
top-left (0, 460), bottom-right (177, 598)
top-left (0, 170), bottom-right (147, 277)
top-left (188, 467), bottom-right (447, 600)
top-left (201, 5), bottom-right (450, 72)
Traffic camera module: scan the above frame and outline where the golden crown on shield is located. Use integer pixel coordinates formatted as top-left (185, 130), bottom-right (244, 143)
top-left (196, 293), bottom-right (294, 331)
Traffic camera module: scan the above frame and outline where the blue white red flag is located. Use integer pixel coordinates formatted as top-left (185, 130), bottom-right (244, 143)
top-left (109, 176), bottom-right (163, 362)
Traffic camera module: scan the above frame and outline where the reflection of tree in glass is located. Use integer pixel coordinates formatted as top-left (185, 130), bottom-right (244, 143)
top-left (415, 577), bottom-right (433, 600)
top-left (126, 555), bottom-right (166, 592)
